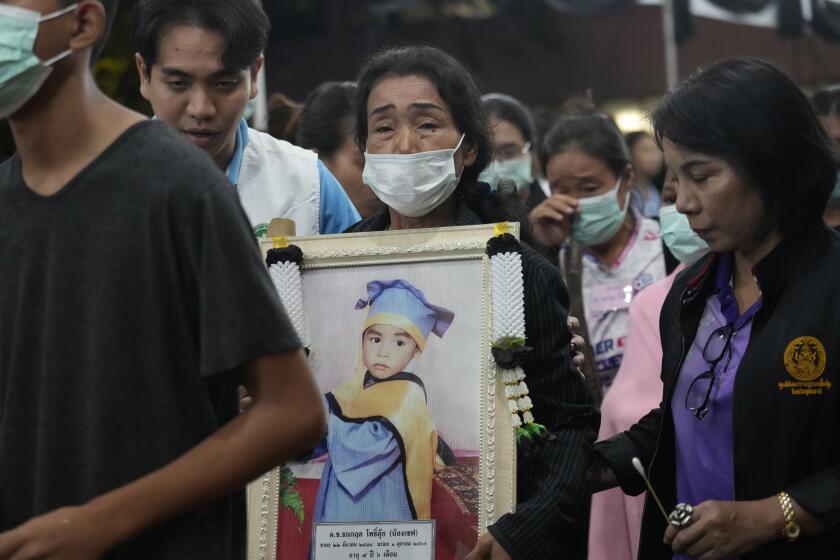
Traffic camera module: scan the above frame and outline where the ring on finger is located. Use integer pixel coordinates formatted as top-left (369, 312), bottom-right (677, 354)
top-left (669, 503), bottom-right (694, 528)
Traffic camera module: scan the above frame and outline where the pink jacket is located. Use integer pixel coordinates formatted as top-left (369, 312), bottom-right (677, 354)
top-left (588, 268), bottom-right (682, 560)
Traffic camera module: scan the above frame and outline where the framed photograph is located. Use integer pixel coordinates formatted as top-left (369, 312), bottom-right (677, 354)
top-left (247, 225), bottom-right (519, 560)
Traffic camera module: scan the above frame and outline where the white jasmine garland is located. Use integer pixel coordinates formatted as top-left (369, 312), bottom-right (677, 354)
top-left (268, 260), bottom-right (309, 345)
top-left (490, 252), bottom-right (526, 341)
top-left (489, 245), bottom-right (545, 441)
top-left (266, 251), bottom-right (309, 530)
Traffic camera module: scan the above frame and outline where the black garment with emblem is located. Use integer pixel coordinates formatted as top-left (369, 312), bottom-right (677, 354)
top-left (595, 224), bottom-right (840, 559)
top-left (346, 204), bottom-right (599, 560)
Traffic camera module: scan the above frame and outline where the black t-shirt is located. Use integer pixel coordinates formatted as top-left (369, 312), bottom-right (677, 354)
top-left (0, 121), bottom-right (301, 559)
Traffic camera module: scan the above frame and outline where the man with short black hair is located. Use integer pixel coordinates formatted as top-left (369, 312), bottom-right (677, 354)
top-left (134, 0), bottom-right (360, 238)
top-left (0, 1), bottom-right (325, 558)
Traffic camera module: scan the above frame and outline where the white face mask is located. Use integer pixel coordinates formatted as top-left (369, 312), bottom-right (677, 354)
top-left (478, 155), bottom-right (534, 194)
top-left (362, 134), bottom-right (465, 218)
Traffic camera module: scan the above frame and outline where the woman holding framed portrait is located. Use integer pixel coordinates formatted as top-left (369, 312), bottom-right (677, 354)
top-left (345, 45), bottom-right (600, 560)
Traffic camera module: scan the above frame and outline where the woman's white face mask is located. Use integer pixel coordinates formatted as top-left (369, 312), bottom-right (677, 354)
top-left (362, 134), bottom-right (465, 218)
top-left (659, 204), bottom-right (710, 264)
top-left (478, 154), bottom-right (534, 193)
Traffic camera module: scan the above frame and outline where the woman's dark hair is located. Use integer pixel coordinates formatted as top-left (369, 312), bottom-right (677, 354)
top-left (355, 45), bottom-right (535, 242)
top-left (812, 85), bottom-right (840, 118)
top-left (540, 113), bottom-right (631, 178)
top-left (134, 0), bottom-right (270, 71)
top-left (624, 131), bottom-right (652, 151)
top-left (296, 82), bottom-right (358, 158)
top-left (481, 93), bottom-right (536, 147)
top-left (652, 57), bottom-right (839, 239)
top-left (267, 93), bottom-right (300, 142)
top-left (355, 46), bottom-right (491, 184)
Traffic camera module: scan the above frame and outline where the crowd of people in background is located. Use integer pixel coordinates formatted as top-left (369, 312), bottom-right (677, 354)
top-left (183, 52), bottom-right (840, 557)
top-left (2, 0), bottom-right (840, 559)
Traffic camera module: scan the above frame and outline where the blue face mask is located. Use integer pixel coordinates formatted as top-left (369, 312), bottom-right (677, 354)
top-left (0, 3), bottom-right (77, 119)
top-left (571, 177), bottom-right (629, 247)
top-left (659, 204), bottom-right (710, 264)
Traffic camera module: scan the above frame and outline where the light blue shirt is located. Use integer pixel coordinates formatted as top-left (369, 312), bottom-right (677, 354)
top-left (225, 118), bottom-right (250, 187)
top-left (226, 119), bottom-right (360, 234)
top-left (317, 159), bottom-right (361, 234)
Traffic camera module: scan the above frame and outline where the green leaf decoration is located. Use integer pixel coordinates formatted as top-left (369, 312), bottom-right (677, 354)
top-left (278, 465), bottom-right (305, 529)
top-left (515, 426), bottom-right (532, 442)
top-left (515, 423), bottom-right (548, 443)
top-left (279, 465), bottom-right (296, 486)
top-left (492, 336), bottom-right (528, 351)
top-left (526, 423), bottom-right (548, 438)
top-left (283, 490), bottom-right (305, 529)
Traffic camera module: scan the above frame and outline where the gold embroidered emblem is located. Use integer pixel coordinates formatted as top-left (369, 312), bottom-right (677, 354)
top-left (778, 336), bottom-right (831, 396)
top-left (783, 336), bottom-right (826, 381)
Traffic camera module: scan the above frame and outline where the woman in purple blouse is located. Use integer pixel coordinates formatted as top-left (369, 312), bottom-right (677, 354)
top-left (588, 57), bottom-right (840, 560)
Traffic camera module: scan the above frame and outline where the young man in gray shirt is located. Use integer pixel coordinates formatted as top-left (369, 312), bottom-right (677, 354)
top-left (0, 1), bottom-right (325, 558)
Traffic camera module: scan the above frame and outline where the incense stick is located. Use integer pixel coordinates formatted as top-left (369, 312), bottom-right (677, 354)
top-left (632, 457), bottom-right (671, 524)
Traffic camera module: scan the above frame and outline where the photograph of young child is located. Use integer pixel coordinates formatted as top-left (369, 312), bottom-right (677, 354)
top-left (278, 260), bottom-right (485, 560)
top-left (315, 278), bottom-right (456, 522)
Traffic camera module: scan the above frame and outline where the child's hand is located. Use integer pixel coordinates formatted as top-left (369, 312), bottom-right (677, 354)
top-left (529, 194), bottom-right (578, 248)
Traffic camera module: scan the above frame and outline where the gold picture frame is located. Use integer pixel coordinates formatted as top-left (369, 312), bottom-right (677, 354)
top-left (247, 224), bottom-right (519, 560)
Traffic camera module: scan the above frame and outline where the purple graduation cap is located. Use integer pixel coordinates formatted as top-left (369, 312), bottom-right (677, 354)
top-left (355, 279), bottom-right (455, 351)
